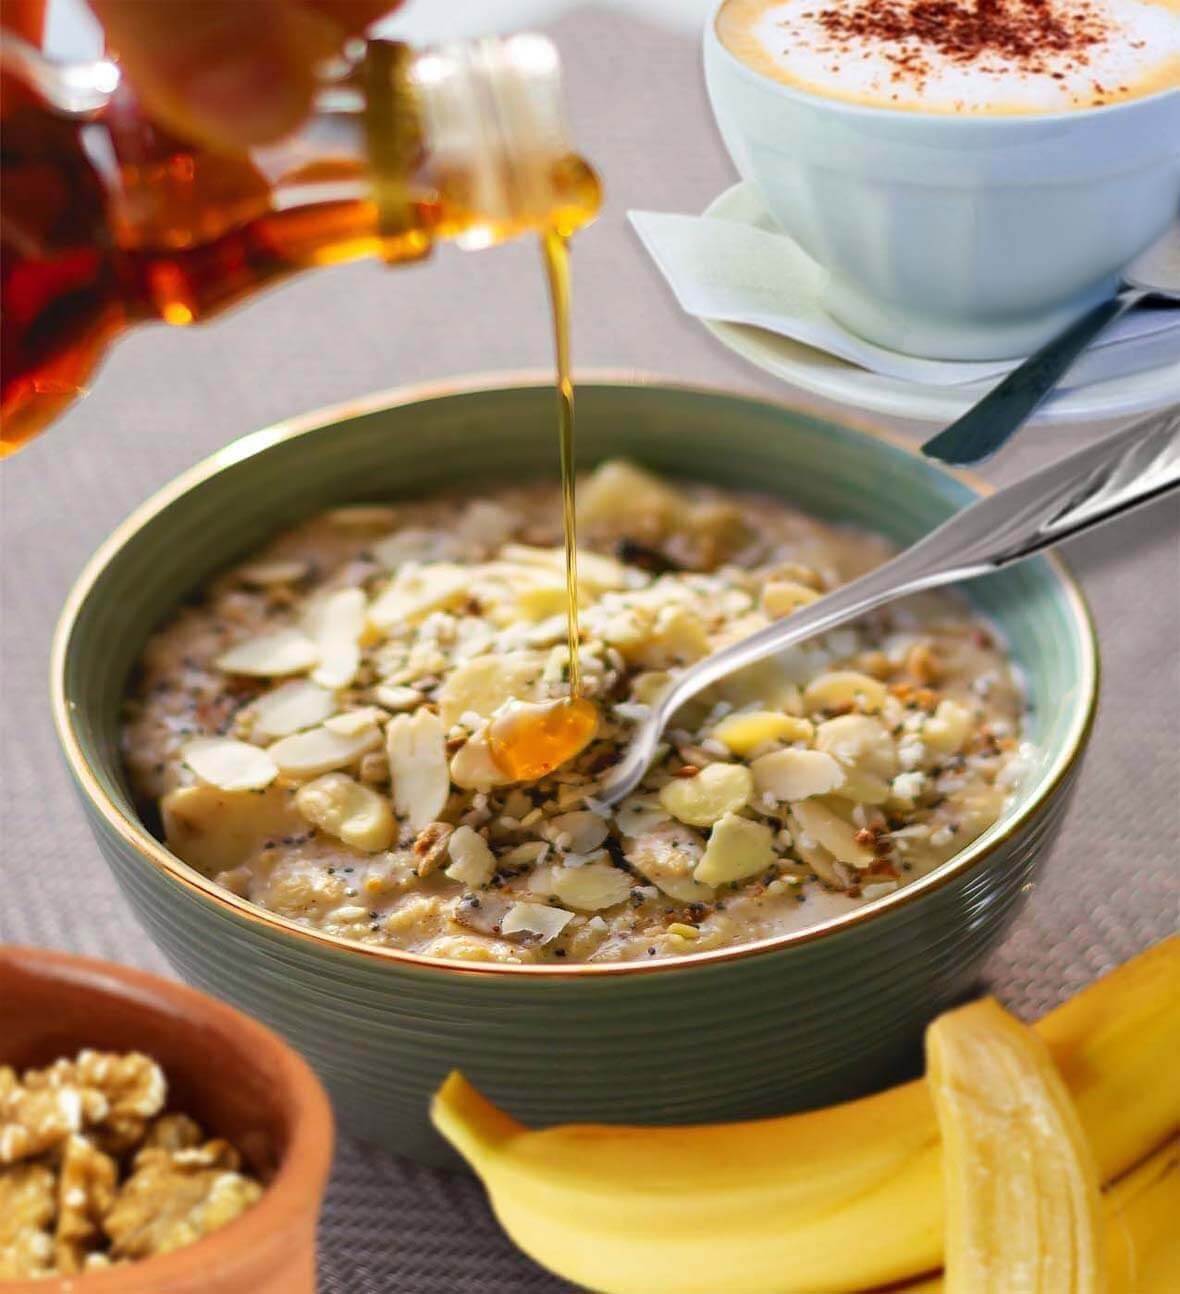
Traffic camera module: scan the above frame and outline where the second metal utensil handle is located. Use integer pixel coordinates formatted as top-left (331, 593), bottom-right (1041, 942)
top-left (921, 289), bottom-right (1148, 467)
top-left (658, 405), bottom-right (1180, 717)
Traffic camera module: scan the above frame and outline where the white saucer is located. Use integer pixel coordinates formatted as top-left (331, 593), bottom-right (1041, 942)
top-left (700, 183), bottom-right (1180, 424)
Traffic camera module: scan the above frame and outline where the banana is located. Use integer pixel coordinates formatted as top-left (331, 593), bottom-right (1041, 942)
top-left (894, 1136), bottom-right (1180, 1294)
top-left (926, 998), bottom-right (1104, 1292)
top-left (432, 936), bottom-right (1179, 1294)
top-left (1104, 1136), bottom-right (1180, 1294)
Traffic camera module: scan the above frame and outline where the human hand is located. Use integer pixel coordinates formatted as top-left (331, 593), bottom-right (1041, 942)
top-left (89, 0), bottom-right (398, 150)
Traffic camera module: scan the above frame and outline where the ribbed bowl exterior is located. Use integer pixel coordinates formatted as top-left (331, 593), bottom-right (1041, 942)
top-left (54, 379), bottom-right (1096, 1166)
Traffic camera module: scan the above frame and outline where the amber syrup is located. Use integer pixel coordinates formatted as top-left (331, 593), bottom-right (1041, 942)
top-left (487, 224), bottom-right (600, 782)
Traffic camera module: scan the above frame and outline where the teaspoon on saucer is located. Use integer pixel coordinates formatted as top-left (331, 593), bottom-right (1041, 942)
top-left (598, 406), bottom-right (1179, 807)
top-left (922, 226), bottom-right (1180, 467)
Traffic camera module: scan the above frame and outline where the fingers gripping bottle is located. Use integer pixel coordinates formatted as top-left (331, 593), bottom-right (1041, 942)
top-left (0, 30), bottom-right (600, 453)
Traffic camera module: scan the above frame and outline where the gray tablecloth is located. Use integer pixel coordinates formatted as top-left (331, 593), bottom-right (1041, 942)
top-left (2, 10), bottom-right (1178, 1291)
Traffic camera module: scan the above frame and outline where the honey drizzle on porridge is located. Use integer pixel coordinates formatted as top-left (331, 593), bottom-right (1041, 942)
top-left (122, 466), bottom-right (1029, 966)
top-left (488, 226), bottom-right (599, 781)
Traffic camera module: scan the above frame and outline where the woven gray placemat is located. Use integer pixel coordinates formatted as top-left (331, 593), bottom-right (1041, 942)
top-left (2, 10), bottom-right (1177, 1290)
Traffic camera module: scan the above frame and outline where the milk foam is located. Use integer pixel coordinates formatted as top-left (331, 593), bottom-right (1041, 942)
top-left (718, 0), bottom-right (1180, 113)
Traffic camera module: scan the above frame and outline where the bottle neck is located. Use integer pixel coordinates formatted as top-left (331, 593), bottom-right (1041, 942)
top-left (0, 30), bottom-right (599, 263)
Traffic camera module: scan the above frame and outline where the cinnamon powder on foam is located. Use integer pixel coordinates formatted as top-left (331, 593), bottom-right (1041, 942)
top-left (809, 0), bottom-right (1118, 90)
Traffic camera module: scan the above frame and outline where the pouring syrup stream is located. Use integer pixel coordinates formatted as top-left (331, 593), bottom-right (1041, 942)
top-left (487, 225), bottom-right (599, 780)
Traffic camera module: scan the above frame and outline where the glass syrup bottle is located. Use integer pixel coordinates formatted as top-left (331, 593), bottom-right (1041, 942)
top-left (0, 29), bottom-right (600, 454)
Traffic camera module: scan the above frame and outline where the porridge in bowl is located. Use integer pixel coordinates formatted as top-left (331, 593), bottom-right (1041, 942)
top-left (122, 462), bottom-right (1028, 965)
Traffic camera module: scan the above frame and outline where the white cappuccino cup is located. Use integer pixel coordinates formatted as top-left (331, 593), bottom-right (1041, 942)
top-left (704, 0), bottom-right (1180, 359)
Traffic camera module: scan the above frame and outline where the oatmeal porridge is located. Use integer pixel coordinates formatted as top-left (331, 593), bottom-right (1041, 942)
top-left (122, 461), bottom-right (1029, 965)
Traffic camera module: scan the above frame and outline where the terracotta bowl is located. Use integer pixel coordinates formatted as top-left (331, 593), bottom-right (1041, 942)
top-left (0, 946), bottom-right (334, 1294)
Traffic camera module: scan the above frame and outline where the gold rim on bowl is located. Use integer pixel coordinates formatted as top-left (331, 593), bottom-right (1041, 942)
top-left (50, 372), bottom-right (1100, 979)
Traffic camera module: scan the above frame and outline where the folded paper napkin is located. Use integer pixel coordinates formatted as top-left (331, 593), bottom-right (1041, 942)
top-left (630, 209), bottom-right (1180, 390)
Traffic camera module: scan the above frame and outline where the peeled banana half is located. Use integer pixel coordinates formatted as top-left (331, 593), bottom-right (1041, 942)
top-left (899, 1136), bottom-right (1180, 1294)
top-left (927, 997), bottom-right (1105, 1293)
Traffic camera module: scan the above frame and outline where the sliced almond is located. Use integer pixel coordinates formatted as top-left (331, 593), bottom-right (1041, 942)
top-left (449, 730), bottom-right (513, 791)
top-left (803, 670), bottom-right (888, 714)
top-left (659, 763), bottom-right (754, 828)
top-left (236, 559), bottom-right (309, 586)
top-left (182, 737), bottom-right (277, 791)
top-left (323, 707), bottom-right (386, 736)
top-left (924, 699), bottom-right (974, 754)
top-left (371, 527), bottom-right (460, 569)
top-left (751, 748), bottom-right (844, 802)
top-left (268, 722), bottom-right (382, 779)
top-left (546, 810), bottom-right (610, 855)
top-left (601, 606), bottom-right (654, 654)
top-left (368, 563), bottom-right (470, 629)
top-left (373, 684), bottom-right (422, 712)
top-left (248, 679), bottom-right (336, 740)
top-left (712, 710), bottom-right (814, 756)
top-left (216, 628), bottom-right (319, 678)
top-left (442, 899), bottom-right (511, 946)
top-left (785, 810), bottom-right (845, 887)
top-left (294, 773), bottom-right (395, 852)
top-left (614, 795), bottom-right (671, 838)
top-left (525, 863), bottom-right (559, 896)
top-left (444, 825), bottom-right (497, 888)
top-left (625, 822), bottom-right (712, 903)
top-left (815, 714), bottom-right (898, 804)
top-left (386, 709), bottom-right (450, 829)
top-left (500, 841), bottom-right (549, 868)
top-left (550, 861), bottom-right (632, 912)
top-left (761, 580), bottom-right (820, 618)
top-left (500, 543), bottom-right (628, 594)
top-left (630, 605), bottom-right (711, 670)
top-left (303, 587), bottom-right (367, 690)
top-left (437, 652), bottom-right (544, 728)
top-left (500, 901), bottom-right (574, 944)
top-left (815, 713), bottom-right (897, 771)
top-left (693, 813), bottom-right (775, 887)
top-left (790, 799), bottom-right (875, 868)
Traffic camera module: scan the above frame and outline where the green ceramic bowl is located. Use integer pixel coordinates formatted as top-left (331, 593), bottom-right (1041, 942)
top-left (53, 377), bottom-right (1097, 1166)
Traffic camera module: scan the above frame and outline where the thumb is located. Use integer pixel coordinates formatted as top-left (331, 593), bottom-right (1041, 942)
top-left (90, 0), bottom-right (364, 150)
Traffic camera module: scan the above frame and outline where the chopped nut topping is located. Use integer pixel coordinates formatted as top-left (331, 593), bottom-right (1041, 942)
top-left (412, 821), bottom-right (455, 877)
top-left (123, 464), bottom-right (1025, 964)
top-left (0, 1051), bottom-right (261, 1276)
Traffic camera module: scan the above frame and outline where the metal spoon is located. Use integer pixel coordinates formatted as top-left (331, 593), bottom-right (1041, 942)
top-left (598, 406), bottom-right (1179, 807)
top-left (921, 226), bottom-right (1180, 467)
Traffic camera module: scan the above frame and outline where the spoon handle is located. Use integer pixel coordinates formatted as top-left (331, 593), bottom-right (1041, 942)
top-left (601, 408), bottom-right (1179, 804)
top-left (920, 289), bottom-right (1147, 467)
top-left (695, 407), bottom-right (1179, 699)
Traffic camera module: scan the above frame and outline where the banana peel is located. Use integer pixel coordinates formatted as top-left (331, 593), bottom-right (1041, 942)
top-left (432, 935), bottom-right (1179, 1294)
top-left (1104, 1135), bottom-right (1180, 1294)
